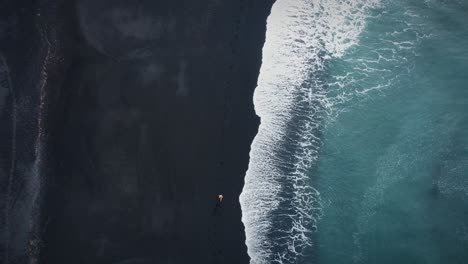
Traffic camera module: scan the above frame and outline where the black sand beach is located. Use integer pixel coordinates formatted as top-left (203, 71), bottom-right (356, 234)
top-left (0, 0), bottom-right (274, 263)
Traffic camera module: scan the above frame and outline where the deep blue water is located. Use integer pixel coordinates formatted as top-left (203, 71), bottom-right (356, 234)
top-left (316, 1), bottom-right (468, 263)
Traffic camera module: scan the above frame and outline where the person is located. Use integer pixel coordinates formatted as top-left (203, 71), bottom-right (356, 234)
top-left (213, 194), bottom-right (224, 215)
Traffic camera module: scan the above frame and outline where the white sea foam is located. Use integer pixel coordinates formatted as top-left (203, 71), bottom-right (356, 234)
top-left (240, 0), bottom-right (380, 263)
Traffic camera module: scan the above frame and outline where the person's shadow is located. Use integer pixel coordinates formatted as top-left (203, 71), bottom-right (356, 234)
top-left (212, 198), bottom-right (223, 216)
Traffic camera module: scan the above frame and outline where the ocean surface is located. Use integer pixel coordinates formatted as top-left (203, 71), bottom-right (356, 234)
top-left (240, 0), bottom-right (468, 263)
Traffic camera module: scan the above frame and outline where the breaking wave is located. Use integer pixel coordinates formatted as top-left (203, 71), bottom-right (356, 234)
top-left (240, 0), bottom-right (380, 263)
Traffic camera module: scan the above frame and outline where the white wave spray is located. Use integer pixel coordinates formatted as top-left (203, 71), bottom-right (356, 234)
top-left (240, 0), bottom-right (380, 263)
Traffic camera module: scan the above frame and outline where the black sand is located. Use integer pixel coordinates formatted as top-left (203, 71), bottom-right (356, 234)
top-left (1, 0), bottom-right (274, 263)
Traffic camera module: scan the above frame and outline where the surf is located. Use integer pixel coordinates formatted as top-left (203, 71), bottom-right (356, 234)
top-left (240, 0), bottom-right (380, 263)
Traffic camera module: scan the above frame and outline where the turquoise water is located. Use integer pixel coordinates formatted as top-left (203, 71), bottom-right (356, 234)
top-left (316, 1), bottom-right (468, 263)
